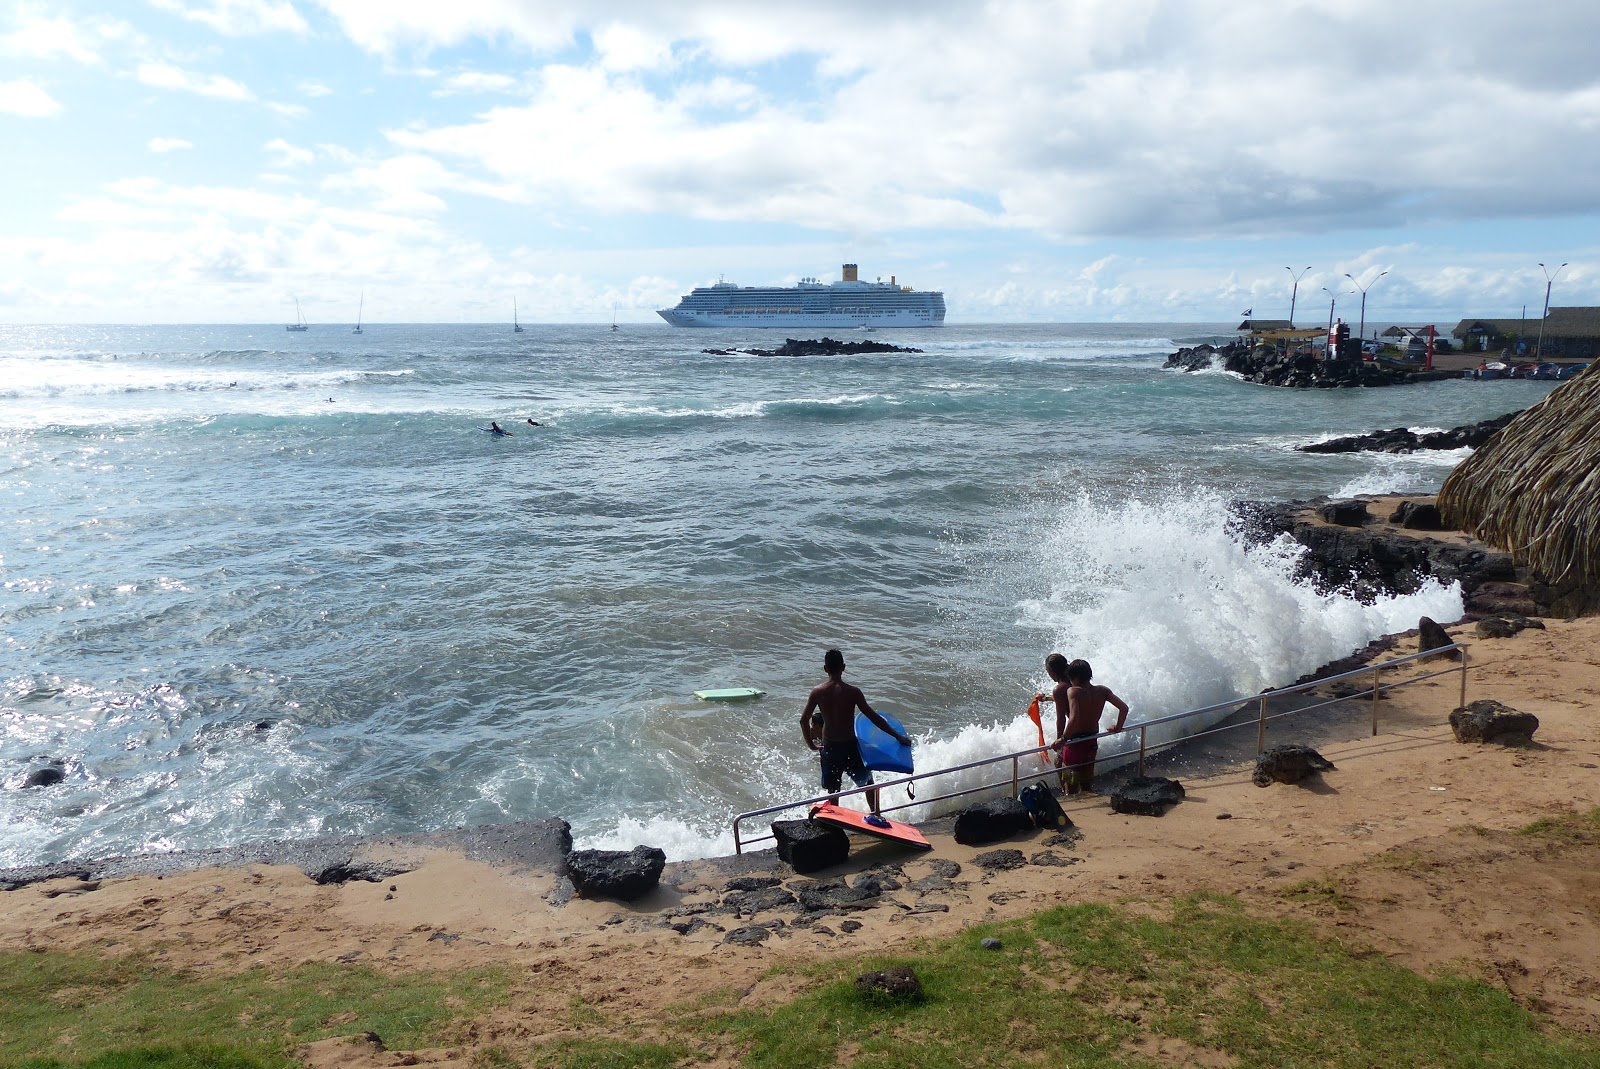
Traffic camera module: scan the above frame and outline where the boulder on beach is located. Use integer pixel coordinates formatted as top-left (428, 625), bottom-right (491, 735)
top-left (1418, 616), bottom-right (1454, 656)
top-left (953, 798), bottom-right (1033, 844)
top-left (772, 819), bottom-right (849, 873)
top-left (565, 845), bottom-right (667, 901)
top-left (1109, 776), bottom-right (1185, 816)
top-left (1317, 499), bottom-right (1371, 527)
top-left (1449, 699), bottom-right (1539, 746)
top-left (1390, 501), bottom-right (1445, 530)
top-left (855, 966), bottom-right (924, 1003)
top-left (1252, 745), bottom-right (1336, 787)
top-left (1475, 614), bottom-right (1545, 639)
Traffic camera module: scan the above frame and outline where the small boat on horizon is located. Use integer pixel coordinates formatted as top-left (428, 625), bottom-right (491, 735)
top-left (286, 296), bottom-right (308, 332)
top-left (352, 290), bottom-right (363, 335)
top-left (513, 298), bottom-right (524, 333)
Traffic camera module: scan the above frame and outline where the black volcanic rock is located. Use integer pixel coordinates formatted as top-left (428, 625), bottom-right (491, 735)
top-left (708, 337), bottom-right (922, 357)
top-left (1232, 497), bottom-right (1523, 611)
top-left (1298, 412), bottom-right (1519, 454)
top-left (1169, 342), bottom-right (1455, 388)
top-left (1449, 699), bottom-right (1539, 746)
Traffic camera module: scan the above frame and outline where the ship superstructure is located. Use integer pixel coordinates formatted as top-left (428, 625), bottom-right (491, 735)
top-left (657, 264), bottom-right (945, 328)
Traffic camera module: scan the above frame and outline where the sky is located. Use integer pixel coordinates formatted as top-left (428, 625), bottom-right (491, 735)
top-left (1, 0), bottom-right (1598, 325)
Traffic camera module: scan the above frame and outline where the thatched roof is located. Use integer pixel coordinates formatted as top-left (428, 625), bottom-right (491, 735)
top-left (1439, 359), bottom-right (1600, 600)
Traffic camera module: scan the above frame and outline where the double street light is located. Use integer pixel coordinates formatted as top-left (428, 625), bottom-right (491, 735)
top-left (1535, 262), bottom-right (1569, 360)
top-left (1285, 266), bottom-right (1312, 327)
top-left (1343, 269), bottom-right (1389, 349)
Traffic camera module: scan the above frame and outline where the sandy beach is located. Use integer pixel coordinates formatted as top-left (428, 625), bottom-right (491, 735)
top-left (6, 608), bottom-right (1598, 1063)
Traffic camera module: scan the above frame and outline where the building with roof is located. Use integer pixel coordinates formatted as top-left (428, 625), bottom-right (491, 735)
top-left (1452, 307), bottom-right (1600, 358)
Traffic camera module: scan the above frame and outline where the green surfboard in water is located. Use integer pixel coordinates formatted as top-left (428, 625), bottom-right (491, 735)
top-left (693, 687), bottom-right (766, 701)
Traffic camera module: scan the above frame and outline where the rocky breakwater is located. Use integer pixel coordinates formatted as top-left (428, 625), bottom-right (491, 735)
top-left (1298, 412), bottom-right (1519, 454)
top-left (704, 337), bottom-right (923, 357)
top-left (1232, 495), bottom-right (1546, 618)
top-left (1165, 342), bottom-right (1454, 387)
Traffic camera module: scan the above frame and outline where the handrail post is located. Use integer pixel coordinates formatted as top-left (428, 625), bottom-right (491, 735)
top-left (1138, 724), bottom-right (1147, 777)
top-left (1256, 694), bottom-right (1268, 753)
top-left (1458, 643), bottom-right (1468, 710)
top-left (1371, 663), bottom-right (1382, 736)
top-left (733, 816), bottom-right (744, 855)
top-left (1010, 755), bottom-right (1019, 796)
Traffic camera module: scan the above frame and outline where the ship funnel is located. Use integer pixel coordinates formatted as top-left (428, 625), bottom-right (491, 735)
top-left (891, 275), bottom-right (896, 286)
top-left (842, 263), bottom-right (858, 282)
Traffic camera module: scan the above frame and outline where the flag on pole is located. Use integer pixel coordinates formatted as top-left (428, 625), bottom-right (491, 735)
top-left (1241, 308), bottom-right (1253, 316)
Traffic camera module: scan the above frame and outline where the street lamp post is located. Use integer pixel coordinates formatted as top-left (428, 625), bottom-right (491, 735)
top-left (1535, 262), bottom-right (1568, 360)
top-left (1286, 266), bottom-right (1311, 327)
top-left (1343, 269), bottom-right (1388, 351)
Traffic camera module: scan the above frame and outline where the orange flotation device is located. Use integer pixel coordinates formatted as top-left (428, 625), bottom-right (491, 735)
top-left (1025, 697), bottom-right (1052, 769)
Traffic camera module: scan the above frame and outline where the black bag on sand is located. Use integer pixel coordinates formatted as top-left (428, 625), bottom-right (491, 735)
top-left (1019, 782), bottom-right (1073, 831)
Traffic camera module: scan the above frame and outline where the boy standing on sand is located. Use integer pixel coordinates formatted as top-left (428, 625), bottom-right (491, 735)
top-left (802, 649), bottom-right (911, 813)
top-left (1036, 655), bottom-right (1129, 795)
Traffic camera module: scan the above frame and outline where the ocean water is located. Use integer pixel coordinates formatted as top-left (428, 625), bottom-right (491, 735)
top-left (0, 323), bottom-right (1558, 865)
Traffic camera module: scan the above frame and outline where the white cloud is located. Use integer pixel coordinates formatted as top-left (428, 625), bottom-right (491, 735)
top-left (435, 71), bottom-right (520, 95)
top-left (324, 1), bottom-right (1600, 243)
top-left (1, 15), bottom-right (105, 64)
top-left (264, 138), bottom-right (314, 167)
top-left (149, 0), bottom-right (310, 36)
top-left (298, 79), bottom-right (333, 97)
top-left (148, 136), bottom-right (194, 152)
top-left (136, 62), bottom-right (255, 101)
top-left (0, 78), bottom-right (62, 117)
top-left (267, 101), bottom-right (310, 118)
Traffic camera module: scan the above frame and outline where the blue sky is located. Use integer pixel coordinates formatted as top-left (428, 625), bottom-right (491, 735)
top-left (2, 0), bottom-right (1597, 324)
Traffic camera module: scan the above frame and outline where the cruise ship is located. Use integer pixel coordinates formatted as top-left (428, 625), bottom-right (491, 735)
top-left (657, 264), bottom-right (945, 328)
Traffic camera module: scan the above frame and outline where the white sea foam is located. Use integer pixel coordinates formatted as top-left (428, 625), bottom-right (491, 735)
top-left (1332, 449), bottom-right (1474, 496)
top-left (598, 393), bottom-right (890, 422)
top-left (583, 486), bottom-right (1463, 859)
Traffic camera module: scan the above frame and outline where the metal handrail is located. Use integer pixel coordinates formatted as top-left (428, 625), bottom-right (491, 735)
top-left (730, 641), bottom-right (1470, 853)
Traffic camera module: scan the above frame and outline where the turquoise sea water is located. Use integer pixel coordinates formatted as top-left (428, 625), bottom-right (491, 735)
top-left (0, 323), bottom-right (1558, 864)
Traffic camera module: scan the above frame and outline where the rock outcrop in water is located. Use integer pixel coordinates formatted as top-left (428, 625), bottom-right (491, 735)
top-left (1232, 496), bottom-right (1547, 616)
top-left (1165, 341), bottom-right (1454, 387)
top-left (1298, 412), bottom-right (1520, 454)
top-left (704, 337), bottom-right (922, 357)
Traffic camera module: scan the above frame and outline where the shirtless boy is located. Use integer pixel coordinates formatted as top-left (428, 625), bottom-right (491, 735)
top-left (1036, 655), bottom-right (1129, 795)
top-left (801, 649), bottom-right (911, 812)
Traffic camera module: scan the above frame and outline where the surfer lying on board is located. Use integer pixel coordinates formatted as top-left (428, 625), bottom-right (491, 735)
top-left (802, 648), bottom-right (911, 813)
top-left (488, 421), bottom-right (512, 436)
top-left (1036, 655), bottom-right (1128, 795)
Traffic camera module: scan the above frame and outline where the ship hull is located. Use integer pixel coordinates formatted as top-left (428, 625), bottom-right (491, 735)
top-left (657, 307), bottom-right (941, 328)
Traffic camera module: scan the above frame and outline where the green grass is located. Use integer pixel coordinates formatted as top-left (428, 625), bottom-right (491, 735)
top-left (1518, 806), bottom-right (1600, 844)
top-left (0, 952), bottom-right (506, 1069)
top-left (7, 893), bottom-right (1600, 1069)
top-left (703, 895), bottom-right (1598, 1069)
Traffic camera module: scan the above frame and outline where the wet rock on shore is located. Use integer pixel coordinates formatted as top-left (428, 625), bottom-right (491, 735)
top-left (1298, 412), bottom-right (1519, 454)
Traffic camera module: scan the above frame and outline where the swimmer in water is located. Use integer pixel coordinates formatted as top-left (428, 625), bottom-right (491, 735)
top-left (526, 418), bottom-right (541, 427)
top-left (489, 421), bottom-right (512, 436)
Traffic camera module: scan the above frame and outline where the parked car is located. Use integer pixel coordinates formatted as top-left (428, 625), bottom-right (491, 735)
top-left (1533, 363), bottom-right (1561, 380)
top-left (1557, 363), bottom-right (1587, 380)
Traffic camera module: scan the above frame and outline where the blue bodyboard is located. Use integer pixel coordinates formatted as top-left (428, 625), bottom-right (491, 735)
top-left (855, 710), bottom-right (914, 774)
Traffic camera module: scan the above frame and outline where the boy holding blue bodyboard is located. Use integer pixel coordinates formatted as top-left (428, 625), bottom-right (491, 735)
top-left (801, 649), bottom-right (912, 815)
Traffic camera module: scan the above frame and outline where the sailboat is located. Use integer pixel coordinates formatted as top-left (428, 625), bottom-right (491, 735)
top-left (513, 298), bottom-right (524, 333)
top-left (611, 302), bottom-right (619, 332)
top-left (351, 291), bottom-right (363, 335)
top-left (286, 296), bottom-right (308, 332)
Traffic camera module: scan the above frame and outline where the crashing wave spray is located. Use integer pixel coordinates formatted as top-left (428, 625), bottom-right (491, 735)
top-left (896, 487), bottom-right (1463, 819)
